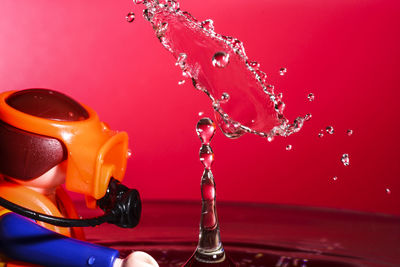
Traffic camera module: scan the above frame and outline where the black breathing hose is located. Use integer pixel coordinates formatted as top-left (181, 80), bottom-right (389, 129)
top-left (0, 178), bottom-right (141, 228)
top-left (0, 196), bottom-right (114, 227)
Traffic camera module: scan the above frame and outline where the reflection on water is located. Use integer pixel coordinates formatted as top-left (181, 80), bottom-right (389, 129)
top-left (77, 201), bottom-right (400, 267)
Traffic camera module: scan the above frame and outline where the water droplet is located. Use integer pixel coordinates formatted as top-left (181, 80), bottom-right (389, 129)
top-left (276, 101), bottom-right (285, 113)
top-left (341, 153), bottom-right (350, 166)
top-left (220, 92), bottom-right (230, 103)
top-left (333, 176), bottom-right (338, 181)
top-left (304, 113), bottom-right (312, 121)
top-left (196, 118), bottom-right (216, 145)
top-left (176, 53), bottom-right (187, 69)
top-left (231, 39), bottom-right (245, 55)
top-left (264, 84), bottom-right (274, 95)
top-left (326, 126), bottom-right (334, 135)
top-left (386, 188), bottom-right (391, 194)
top-left (212, 52), bottom-right (230, 68)
top-left (198, 111), bottom-right (204, 116)
top-left (279, 67), bottom-right (287, 76)
top-left (347, 129), bottom-right (353, 136)
top-left (126, 12), bottom-right (135, 23)
top-left (307, 93), bottom-right (315, 102)
top-left (248, 61), bottom-right (260, 70)
top-left (182, 70), bottom-right (191, 78)
top-left (178, 79), bottom-right (185, 85)
top-left (286, 144), bottom-right (292, 151)
top-left (126, 149), bottom-right (132, 158)
top-left (318, 132), bottom-right (324, 138)
top-left (133, 0), bottom-right (144, 4)
top-left (201, 19), bottom-right (214, 32)
top-left (255, 70), bottom-right (267, 83)
top-left (199, 145), bottom-right (214, 170)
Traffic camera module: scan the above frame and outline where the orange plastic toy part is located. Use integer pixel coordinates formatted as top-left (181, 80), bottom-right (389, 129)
top-left (0, 90), bottom-right (129, 207)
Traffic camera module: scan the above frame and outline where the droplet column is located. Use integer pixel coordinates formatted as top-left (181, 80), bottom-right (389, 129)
top-left (191, 118), bottom-right (225, 263)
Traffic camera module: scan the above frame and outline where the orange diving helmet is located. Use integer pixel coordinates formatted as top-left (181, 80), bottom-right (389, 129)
top-left (0, 89), bottom-right (129, 208)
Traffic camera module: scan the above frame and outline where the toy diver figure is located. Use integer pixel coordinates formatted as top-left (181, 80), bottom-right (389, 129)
top-left (0, 89), bottom-right (158, 267)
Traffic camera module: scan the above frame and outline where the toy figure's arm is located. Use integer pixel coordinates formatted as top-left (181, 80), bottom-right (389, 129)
top-left (0, 212), bottom-right (119, 267)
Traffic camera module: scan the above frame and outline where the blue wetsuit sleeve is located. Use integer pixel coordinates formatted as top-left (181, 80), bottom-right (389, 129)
top-left (0, 213), bottom-right (119, 267)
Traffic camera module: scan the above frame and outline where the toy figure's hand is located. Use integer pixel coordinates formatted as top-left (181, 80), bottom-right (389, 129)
top-left (113, 251), bottom-right (159, 267)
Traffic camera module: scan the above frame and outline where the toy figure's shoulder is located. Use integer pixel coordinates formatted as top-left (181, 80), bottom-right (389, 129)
top-left (0, 209), bottom-right (11, 218)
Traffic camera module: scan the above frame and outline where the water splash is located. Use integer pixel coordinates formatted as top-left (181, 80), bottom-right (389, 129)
top-left (137, 0), bottom-right (307, 140)
top-left (184, 118), bottom-right (235, 266)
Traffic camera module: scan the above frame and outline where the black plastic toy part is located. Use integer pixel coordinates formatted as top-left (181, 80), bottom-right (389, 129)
top-left (0, 178), bottom-right (141, 228)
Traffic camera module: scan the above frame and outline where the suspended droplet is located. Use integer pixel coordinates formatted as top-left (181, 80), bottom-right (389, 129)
top-left (326, 126), bottom-right (334, 135)
top-left (341, 153), bottom-right (350, 166)
top-left (199, 145), bottom-right (214, 170)
top-left (126, 12), bottom-right (135, 23)
top-left (286, 144), bottom-right (292, 151)
top-left (318, 132), bottom-right (324, 138)
top-left (304, 113), bottom-right (312, 121)
top-left (279, 67), bottom-right (287, 76)
top-left (333, 176), bottom-right (338, 181)
top-left (347, 129), bottom-right (353, 136)
top-left (133, 0), bottom-right (144, 4)
top-left (212, 52), bottom-right (230, 68)
top-left (307, 93), bottom-right (315, 102)
top-left (178, 79), bottom-right (185, 85)
top-left (220, 92), bottom-right (230, 103)
top-left (198, 111), bottom-right (204, 116)
top-left (386, 188), bottom-right (391, 195)
top-left (126, 149), bottom-right (132, 158)
top-left (175, 53), bottom-right (187, 69)
top-left (201, 19), bottom-right (214, 32)
top-left (196, 118), bottom-right (216, 145)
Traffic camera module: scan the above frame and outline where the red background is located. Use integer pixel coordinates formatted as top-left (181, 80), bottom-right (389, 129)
top-left (0, 0), bottom-right (399, 215)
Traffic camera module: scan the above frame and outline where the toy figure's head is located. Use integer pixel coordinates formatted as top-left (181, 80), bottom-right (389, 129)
top-left (0, 89), bottom-right (130, 208)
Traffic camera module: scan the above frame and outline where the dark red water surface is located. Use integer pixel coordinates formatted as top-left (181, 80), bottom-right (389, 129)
top-left (77, 201), bottom-right (400, 266)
